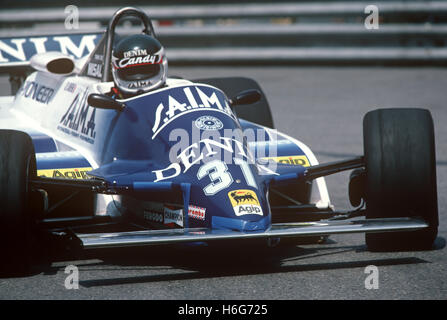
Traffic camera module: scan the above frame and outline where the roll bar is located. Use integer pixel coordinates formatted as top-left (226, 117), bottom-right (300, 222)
top-left (102, 7), bottom-right (157, 82)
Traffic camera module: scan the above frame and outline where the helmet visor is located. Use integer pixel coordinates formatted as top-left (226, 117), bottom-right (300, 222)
top-left (117, 63), bottom-right (161, 81)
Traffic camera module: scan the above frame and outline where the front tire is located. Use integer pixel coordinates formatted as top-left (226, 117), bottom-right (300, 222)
top-left (363, 108), bottom-right (438, 251)
top-left (0, 130), bottom-right (37, 274)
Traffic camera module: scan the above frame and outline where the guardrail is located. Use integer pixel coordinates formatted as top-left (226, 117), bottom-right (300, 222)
top-left (1, 1), bottom-right (446, 65)
top-left (1, 2), bottom-right (447, 24)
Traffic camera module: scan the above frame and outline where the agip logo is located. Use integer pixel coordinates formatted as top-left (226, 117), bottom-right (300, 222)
top-left (38, 167), bottom-right (92, 179)
top-left (262, 155), bottom-right (310, 167)
top-left (228, 189), bottom-right (263, 216)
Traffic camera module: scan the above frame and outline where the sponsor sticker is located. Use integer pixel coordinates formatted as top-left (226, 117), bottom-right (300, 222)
top-left (19, 81), bottom-right (55, 105)
top-left (128, 80), bottom-right (152, 89)
top-left (143, 204), bottom-right (184, 228)
top-left (194, 115), bottom-right (223, 131)
top-left (113, 49), bottom-right (162, 69)
top-left (142, 204), bottom-right (206, 226)
top-left (64, 82), bottom-right (77, 93)
top-left (153, 137), bottom-right (252, 182)
top-left (150, 85), bottom-right (234, 139)
top-left (143, 210), bottom-right (163, 223)
top-left (58, 89), bottom-right (97, 144)
top-left (0, 34), bottom-right (99, 65)
top-left (117, 54), bottom-right (161, 68)
top-left (37, 167), bottom-right (92, 179)
top-left (228, 189), bottom-right (263, 216)
top-left (87, 62), bottom-right (102, 77)
top-left (188, 205), bottom-right (206, 221)
top-left (262, 155), bottom-right (310, 167)
top-left (124, 49), bottom-right (148, 58)
top-left (164, 206), bottom-right (184, 227)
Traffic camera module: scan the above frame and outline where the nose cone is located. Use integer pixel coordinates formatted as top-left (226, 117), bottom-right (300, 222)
top-left (227, 189), bottom-right (264, 217)
top-left (185, 167), bottom-right (271, 232)
top-left (212, 188), bottom-right (271, 232)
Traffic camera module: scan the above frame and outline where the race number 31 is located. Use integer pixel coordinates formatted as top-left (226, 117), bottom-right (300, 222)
top-left (197, 159), bottom-right (257, 196)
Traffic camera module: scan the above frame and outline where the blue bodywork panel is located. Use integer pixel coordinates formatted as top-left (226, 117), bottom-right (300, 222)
top-left (89, 84), bottom-right (308, 232)
top-left (29, 84), bottom-right (309, 233)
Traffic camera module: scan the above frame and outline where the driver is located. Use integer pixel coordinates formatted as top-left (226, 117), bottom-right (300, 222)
top-left (110, 34), bottom-right (168, 99)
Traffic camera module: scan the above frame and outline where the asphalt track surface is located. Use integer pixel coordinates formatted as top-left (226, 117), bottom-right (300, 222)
top-left (0, 66), bottom-right (446, 300)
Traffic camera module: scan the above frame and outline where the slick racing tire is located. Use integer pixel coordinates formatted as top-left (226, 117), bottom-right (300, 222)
top-left (363, 108), bottom-right (438, 251)
top-left (0, 130), bottom-right (37, 274)
top-left (193, 77), bottom-right (275, 128)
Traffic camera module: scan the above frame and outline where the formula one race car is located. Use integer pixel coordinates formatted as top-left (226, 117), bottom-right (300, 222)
top-left (0, 7), bottom-right (439, 273)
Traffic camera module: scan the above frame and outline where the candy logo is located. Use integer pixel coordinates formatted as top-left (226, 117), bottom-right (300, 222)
top-left (117, 54), bottom-right (161, 69)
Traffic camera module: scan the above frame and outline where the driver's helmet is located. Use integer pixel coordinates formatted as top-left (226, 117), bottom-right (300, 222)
top-left (112, 34), bottom-right (167, 95)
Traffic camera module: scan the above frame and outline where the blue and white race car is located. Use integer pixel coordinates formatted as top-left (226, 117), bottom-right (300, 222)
top-left (0, 7), bottom-right (439, 274)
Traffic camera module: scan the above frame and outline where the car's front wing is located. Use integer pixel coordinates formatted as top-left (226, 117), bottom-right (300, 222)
top-left (78, 217), bottom-right (427, 249)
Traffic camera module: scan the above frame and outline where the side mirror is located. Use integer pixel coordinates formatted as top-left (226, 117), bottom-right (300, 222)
top-left (88, 93), bottom-right (125, 111)
top-left (229, 89), bottom-right (261, 106)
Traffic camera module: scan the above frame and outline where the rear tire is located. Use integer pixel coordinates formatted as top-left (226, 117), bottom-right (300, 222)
top-left (193, 77), bottom-right (274, 128)
top-left (0, 130), bottom-right (37, 274)
top-left (363, 108), bottom-right (438, 251)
